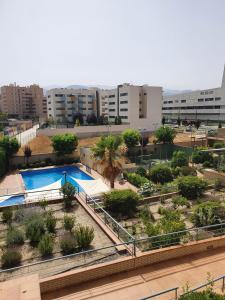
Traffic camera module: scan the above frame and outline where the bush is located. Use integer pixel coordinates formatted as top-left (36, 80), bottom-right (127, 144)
top-left (63, 215), bottom-right (75, 232)
top-left (149, 164), bottom-right (173, 184)
top-left (180, 166), bottom-right (197, 176)
top-left (126, 172), bottom-right (149, 187)
top-left (192, 201), bottom-right (224, 227)
top-left (122, 129), bottom-right (141, 149)
top-left (6, 228), bottom-right (25, 247)
top-left (103, 189), bottom-right (139, 217)
top-left (171, 151), bottom-right (189, 168)
top-left (172, 196), bottom-right (189, 209)
top-left (60, 234), bottom-right (77, 255)
top-left (202, 161), bottom-right (213, 168)
top-left (45, 213), bottom-right (57, 233)
top-left (60, 182), bottom-right (76, 209)
top-left (214, 178), bottom-right (224, 191)
top-left (1, 250), bottom-right (22, 269)
top-left (139, 182), bottom-right (156, 197)
top-left (38, 234), bottom-right (54, 257)
top-left (52, 133), bottom-right (78, 156)
top-left (136, 167), bottom-right (147, 177)
top-left (154, 126), bottom-right (176, 144)
top-left (74, 225), bottom-right (94, 249)
top-left (213, 142), bottom-right (224, 149)
top-left (178, 176), bottom-right (207, 199)
top-left (2, 208), bottom-right (13, 224)
top-left (179, 291), bottom-right (225, 299)
top-left (25, 216), bottom-right (46, 244)
top-left (192, 147), bottom-right (213, 164)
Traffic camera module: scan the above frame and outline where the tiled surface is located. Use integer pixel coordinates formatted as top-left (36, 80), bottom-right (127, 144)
top-left (42, 247), bottom-right (225, 300)
top-left (0, 171), bottom-right (25, 195)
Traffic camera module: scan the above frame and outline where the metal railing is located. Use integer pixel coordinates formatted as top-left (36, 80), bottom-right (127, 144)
top-left (139, 287), bottom-right (179, 300)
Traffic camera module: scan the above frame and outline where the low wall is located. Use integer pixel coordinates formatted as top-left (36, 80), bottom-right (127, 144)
top-left (141, 191), bottom-right (179, 204)
top-left (202, 168), bottom-right (225, 184)
top-left (40, 235), bottom-right (225, 294)
top-left (37, 124), bottom-right (131, 138)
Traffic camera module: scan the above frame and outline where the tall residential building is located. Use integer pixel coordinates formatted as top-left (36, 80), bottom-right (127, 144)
top-left (46, 88), bottom-right (99, 123)
top-left (0, 84), bottom-right (47, 119)
top-left (162, 66), bottom-right (225, 122)
top-left (47, 84), bottom-right (162, 131)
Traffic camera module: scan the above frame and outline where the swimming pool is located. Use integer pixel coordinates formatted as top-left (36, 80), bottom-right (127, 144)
top-left (0, 194), bottom-right (25, 207)
top-left (21, 166), bottom-right (93, 191)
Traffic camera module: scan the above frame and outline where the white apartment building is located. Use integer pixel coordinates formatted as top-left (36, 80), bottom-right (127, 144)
top-left (46, 84), bottom-right (162, 131)
top-left (162, 66), bottom-right (225, 122)
top-left (46, 88), bottom-right (98, 123)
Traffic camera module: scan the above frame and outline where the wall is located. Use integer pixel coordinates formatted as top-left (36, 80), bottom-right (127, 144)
top-left (37, 124), bottom-right (131, 138)
top-left (40, 235), bottom-right (225, 294)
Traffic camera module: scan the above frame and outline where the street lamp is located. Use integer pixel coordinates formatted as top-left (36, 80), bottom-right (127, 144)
top-left (62, 171), bottom-right (67, 184)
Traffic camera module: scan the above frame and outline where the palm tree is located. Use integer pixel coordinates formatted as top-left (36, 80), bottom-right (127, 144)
top-left (91, 135), bottom-right (124, 188)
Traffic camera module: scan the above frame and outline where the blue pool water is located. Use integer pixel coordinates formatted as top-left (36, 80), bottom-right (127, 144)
top-left (0, 195), bottom-right (25, 207)
top-left (21, 166), bottom-right (93, 191)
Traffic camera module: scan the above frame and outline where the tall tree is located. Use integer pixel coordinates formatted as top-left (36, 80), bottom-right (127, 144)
top-left (91, 135), bottom-right (124, 188)
top-left (52, 134), bottom-right (78, 156)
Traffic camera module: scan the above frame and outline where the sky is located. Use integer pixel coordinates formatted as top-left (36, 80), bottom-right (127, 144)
top-left (0, 0), bottom-right (225, 90)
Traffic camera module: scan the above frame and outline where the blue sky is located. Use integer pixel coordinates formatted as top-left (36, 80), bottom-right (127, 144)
top-left (0, 0), bottom-right (225, 90)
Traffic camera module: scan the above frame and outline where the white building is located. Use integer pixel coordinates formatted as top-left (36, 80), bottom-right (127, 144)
top-left (46, 84), bottom-right (162, 131)
top-left (162, 66), bottom-right (225, 123)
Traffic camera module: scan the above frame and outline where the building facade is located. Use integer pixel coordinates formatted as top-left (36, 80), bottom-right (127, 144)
top-left (47, 84), bottom-right (162, 131)
top-left (0, 84), bottom-right (47, 120)
top-left (162, 66), bottom-right (225, 122)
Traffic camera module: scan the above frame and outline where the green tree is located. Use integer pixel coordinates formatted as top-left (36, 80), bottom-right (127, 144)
top-left (122, 129), bottom-right (141, 149)
top-left (178, 176), bottom-right (207, 199)
top-left (0, 136), bottom-right (20, 169)
top-left (52, 134), bottom-right (78, 156)
top-left (103, 189), bottom-right (139, 217)
top-left (154, 126), bottom-right (176, 144)
top-left (149, 164), bottom-right (173, 184)
top-left (192, 147), bottom-right (213, 164)
top-left (91, 135), bottom-right (123, 188)
top-left (60, 182), bottom-right (76, 209)
top-left (171, 151), bottom-right (189, 168)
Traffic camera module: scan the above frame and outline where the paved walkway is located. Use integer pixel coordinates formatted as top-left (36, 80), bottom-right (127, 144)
top-left (42, 247), bottom-right (225, 300)
top-left (0, 171), bottom-right (24, 195)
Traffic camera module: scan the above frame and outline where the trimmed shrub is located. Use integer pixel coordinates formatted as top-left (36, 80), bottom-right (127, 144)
top-left (60, 182), bottom-right (76, 210)
top-left (136, 167), bottom-right (147, 177)
top-left (171, 151), bottom-right (189, 168)
top-left (60, 234), bottom-right (77, 255)
top-left (63, 215), bottom-right (75, 232)
top-left (6, 228), bottom-right (25, 247)
top-left (2, 208), bottom-right (13, 224)
top-left (178, 176), bottom-right (207, 199)
top-left (192, 147), bottom-right (213, 164)
top-left (126, 172), bottom-right (149, 187)
top-left (52, 133), bottom-right (78, 156)
top-left (1, 250), bottom-right (22, 269)
top-left (180, 166), bottom-right (197, 176)
top-left (75, 225), bottom-right (94, 249)
top-left (103, 189), bottom-right (139, 217)
top-left (25, 216), bottom-right (45, 244)
top-left (45, 213), bottom-right (57, 233)
top-left (214, 142), bottom-right (225, 149)
top-left (38, 234), bottom-right (54, 257)
top-left (172, 196), bottom-right (189, 209)
top-left (149, 164), bottom-right (173, 184)
top-left (192, 201), bottom-right (224, 227)
top-left (122, 129), bottom-right (141, 149)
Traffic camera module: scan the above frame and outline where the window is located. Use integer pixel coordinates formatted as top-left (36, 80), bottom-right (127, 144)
top-left (163, 101), bottom-right (168, 104)
top-left (109, 109), bottom-right (115, 112)
top-left (181, 100), bottom-right (186, 103)
top-left (47, 95), bottom-right (51, 98)
top-left (109, 116), bottom-right (115, 118)
top-left (109, 94), bottom-right (115, 98)
top-left (144, 93), bottom-right (147, 96)
top-left (48, 108), bottom-right (52, 110)
top-left (55, 94), bottom-right (64, 97)
top-left (120, 92), bottom-right (128, 97)
top-left (88, 95), bottom-right (94, 98)
top-left (205, 98), bottom-right (213, 102)
top-left (168, 101), bottom-right (173, 104)
top-left (120, 108), bottom-right (128, 111)
top-left (109, 102), bottom-right (115, 105)
top-left (88, 101), bottom-right (93, 104)
top-left (175, 100), bottom-right (179, 103)
top-left (120, 100), bottom-right (128, 104)
top-left (56, 100), bottom-right (65, 104)
top-left (121, 116), bottom-right (128, 119)
top-left (198, 99), bottom-right (204, 102)
top-left (215, 97), bottom-right (221, 101)
top-left (48, 102), bottom-right (51, 104)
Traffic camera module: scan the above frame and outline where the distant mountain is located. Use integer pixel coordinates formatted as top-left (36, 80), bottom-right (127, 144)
top-left (163, 89), bottom-right (193, 96)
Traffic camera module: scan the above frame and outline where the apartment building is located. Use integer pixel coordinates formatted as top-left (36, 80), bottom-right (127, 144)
top-left (162, 66), bottom-right (225, 122)
top-left (46, 88), bottom-right (98, 123)
top-left (47, 84), bottom-right (162, 131)
top-left (0, 84), bottom-right (47, 119)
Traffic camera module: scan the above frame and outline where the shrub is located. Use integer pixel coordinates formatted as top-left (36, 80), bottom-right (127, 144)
top-left (126, 172), bottom-right (149, 187)
top-left (38, 234), bottom-right (54, 257)
top-left (179, 291), bottom-right (225, 300)
top-left (103, 189), bottom-right (139, 217)
top-left (45, 213), bottom-right (57, 233)
top-left (122, 129), bottom-right (141, 149)
top-left (214, 142), bottom-right (224, 149)
top-left (60, 235), bottom-right (76, 255)
top-left (39, 199), bottom-right (48, 211)
top-left (6, 228), bottom-right (25, 247)
top-left (52, 133), bottom-right (78, 156)
top-left (139, 182), bottom-right (156, 197)
top-left (171, 151), bottom-right (189, 168)
top-left (202, 161), bottom-right (213, 168)
top-left (178, 176), bottom-right (207, 199)
top-left (154, 126), bottom-right (176, 144)
top-left (172, 196), bottom-right (189, 209)
top-left (192, 201), bottom-right (224, 227)
top-left (74, 225), bottom-right (94, 249)
top-left (136, 167), bottom-right (147, 177)
top-left (2, 208), bottom-right (13, 224)
top-left (25, 216), bottom-right (45, 244)
top-left (63, 215), bottom-right (75, 232)
top-left (60, 182), bottom-right (76, 209)
top-left (180, 166), bottom-right (197, 176)
top-left (149, 164), bottom-right (173, 184)
top-left (214, 178), bottom-right (224, 191)
top-left (1, 250), bottom-right (22, 269)
top-left (192, 147), bottom-right (213, 164)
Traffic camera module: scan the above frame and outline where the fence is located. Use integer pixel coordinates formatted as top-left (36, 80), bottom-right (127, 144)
top-left (139, 287), bottom-right (179, 300)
